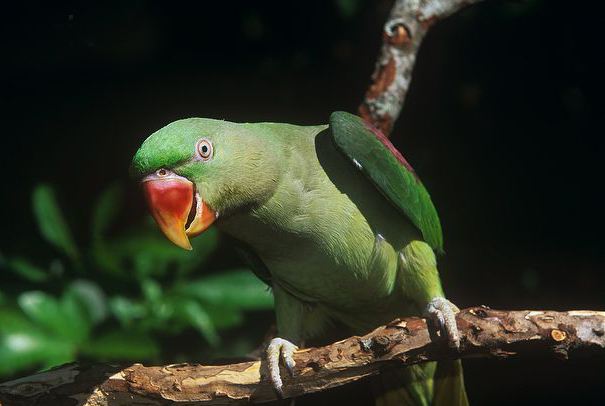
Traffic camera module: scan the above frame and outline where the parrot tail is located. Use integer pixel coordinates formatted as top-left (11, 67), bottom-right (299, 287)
top-left (372, 360), bottom-right (468, 406)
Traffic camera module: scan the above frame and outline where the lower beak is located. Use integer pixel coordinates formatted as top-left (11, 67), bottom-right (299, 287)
top-left (142, 175), bottom-right (216, 250)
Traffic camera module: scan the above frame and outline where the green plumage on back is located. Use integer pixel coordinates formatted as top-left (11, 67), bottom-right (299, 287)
top-left (330, 111), bottom-right (443, 252)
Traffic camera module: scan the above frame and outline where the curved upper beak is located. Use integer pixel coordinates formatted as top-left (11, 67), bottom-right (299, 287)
top-left (142, 172), bottom-right (216, 250)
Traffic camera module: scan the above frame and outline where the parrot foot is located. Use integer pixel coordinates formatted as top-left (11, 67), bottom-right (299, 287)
top-left (424, 297), bottom-right (461, 349)
top-left (266, 337), bottom-right (298, 396)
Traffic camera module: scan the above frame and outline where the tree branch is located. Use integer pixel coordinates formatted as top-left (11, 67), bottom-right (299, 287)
top-left (1, 308), bottom-right (604, 405)
top-left (359, 0), bottom-right (484, 136)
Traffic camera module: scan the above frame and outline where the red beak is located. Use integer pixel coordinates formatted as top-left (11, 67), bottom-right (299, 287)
top-left (142, 172), bottom-right (216, 250)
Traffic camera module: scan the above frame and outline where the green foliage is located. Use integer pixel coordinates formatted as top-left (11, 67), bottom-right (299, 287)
top-left (0, 183), bottom-right (273, 379)
top-left (32, 185), bottom-right (80, 262)
top-left (175, 271), bottom-right (273, 310)
top-left (4, 257), bottom-right (49, 283)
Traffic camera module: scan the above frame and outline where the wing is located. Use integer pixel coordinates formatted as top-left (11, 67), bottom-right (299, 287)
top-left (234, 242), bottom-right (272, 286)
top-left (235, 243), bottom-right (319, 303)
top-left (329, 111), bottom-right (443, 252)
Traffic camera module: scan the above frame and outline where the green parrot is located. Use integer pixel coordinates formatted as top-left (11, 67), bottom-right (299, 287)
top-left (131, 111), bottom-right (467, 406)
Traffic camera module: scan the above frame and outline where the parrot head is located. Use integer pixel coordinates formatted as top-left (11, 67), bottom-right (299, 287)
top-left (130, 118), bottom-right (281, 250)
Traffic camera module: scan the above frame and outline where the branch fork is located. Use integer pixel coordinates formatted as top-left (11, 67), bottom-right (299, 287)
top-left (359, 0), bottom-right (483, 136)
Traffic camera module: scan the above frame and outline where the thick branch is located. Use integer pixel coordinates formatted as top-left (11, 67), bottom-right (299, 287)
top-left (359, 0), bottom-right (484, 135)
top-left (1, 308), bottom-right (604, 405)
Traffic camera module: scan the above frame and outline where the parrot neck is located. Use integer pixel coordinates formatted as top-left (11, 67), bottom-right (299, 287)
top-left (216, 124), bottom-right (328, 257)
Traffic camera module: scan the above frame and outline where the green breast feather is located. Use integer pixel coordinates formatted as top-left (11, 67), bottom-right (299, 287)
top-left (329, 111), bottom-right (443, 252)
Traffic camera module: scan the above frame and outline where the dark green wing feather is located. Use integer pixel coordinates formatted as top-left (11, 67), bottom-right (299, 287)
top-left (234, 243), bottom-right (272, 286)
top-left (329, 111), bottom-right (443, 252)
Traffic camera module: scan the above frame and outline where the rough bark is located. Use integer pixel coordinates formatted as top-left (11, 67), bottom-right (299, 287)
top-left (359, 0), bottom-right (484, 136)
top-left (1, 307), bottom-right (604, 405)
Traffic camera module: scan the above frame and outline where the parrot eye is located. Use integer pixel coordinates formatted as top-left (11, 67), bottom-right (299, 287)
top-left (196, 138), bottom-right (213, 161)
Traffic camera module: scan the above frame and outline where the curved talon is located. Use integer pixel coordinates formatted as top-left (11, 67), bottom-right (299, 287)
top-left (425, 297), bottom-right (461, 349)
top-left (266, 337), bottom-right (298, 395)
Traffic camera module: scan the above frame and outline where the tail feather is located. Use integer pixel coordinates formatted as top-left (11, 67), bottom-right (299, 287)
top-left (433, 360), bottom-right (468, 406)
top-left (373, 361), bottom-right (468, 406)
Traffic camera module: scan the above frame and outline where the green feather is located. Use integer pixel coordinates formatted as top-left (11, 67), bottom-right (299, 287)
top-left (329, 111), bottom-right (443, 252)
top-left (132, 113), bottom-right (465, 405)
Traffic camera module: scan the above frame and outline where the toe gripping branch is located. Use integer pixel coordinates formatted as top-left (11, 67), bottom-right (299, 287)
top-left (425, 297), bottom-right (461, 349)
top-left (266, 337), bottom-right (299, 396)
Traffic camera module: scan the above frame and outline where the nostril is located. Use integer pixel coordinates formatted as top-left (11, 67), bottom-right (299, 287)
top-left (157, 168), bottom-right (168, 177)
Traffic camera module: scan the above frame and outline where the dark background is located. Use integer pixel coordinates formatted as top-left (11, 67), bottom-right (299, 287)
top-left (1, 0), bottom-right (604, 404)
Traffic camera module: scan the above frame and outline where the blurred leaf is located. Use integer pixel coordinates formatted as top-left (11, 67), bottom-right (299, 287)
top-left (40, 349), bottom-right (76, 370)
top-left (17, 291), bottom-right (65, 336)
top-left (90, 184), bottom-right (124, 274)
top-left (17, 291), bottom-right (90, 343)
top-left (112, 232), bottom-right (187, 260)
top-left (6, 257), bottom-right (49, 282)
top-left (105, 227), bottom-right (218, 278)
top-left (107, 233), bottom-right (183, 278)
top-left (132, 252), bottom-right (162, 278)
top-left (81, 330), bottom-right (159, 360)
top-left (183, 228), bottom-right (219, 272)
top-left (204, 304), bottom-right (243, 330)
top-left (60, 291), bottom-right (92, 343)
top-left (148, 300), bottom-right (174, 327)
top-left (2, 182), bottom-right (263, 378)
top-left (176, 270), bottom-right (273, 310)
top-left (109, 296), bottom-right (146, 326)
top-left (32, 184), bottom-right (79, 262)
top-left (181, 300), bottom-right (219, 346)
top-left (91, 183), bottom-right (122, 240)
top-left (65, 280), bottom-right (107, 325)
top-left (0, 308), bottom-right (40, 334)
top-left (0, 332), bottom-right (73, 375)
top-left (0, 309), bottom-right (74, 375)
top-left (142, 278), bottom-right (162, 302)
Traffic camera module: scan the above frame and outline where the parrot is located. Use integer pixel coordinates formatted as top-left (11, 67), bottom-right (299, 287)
top-left (131, 111), bottom-right (467, 406)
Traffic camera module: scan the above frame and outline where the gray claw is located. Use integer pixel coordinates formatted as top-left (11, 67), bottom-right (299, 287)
top-left (425, 297), bottom-right (461, 349)
top-left (284, 355), bottom-right (296, 377)
top-left (266, 337), bottom-right (298, 395)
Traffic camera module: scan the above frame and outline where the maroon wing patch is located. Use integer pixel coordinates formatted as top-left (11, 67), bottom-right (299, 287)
top-left (362, 121), bottom-right (418, 179)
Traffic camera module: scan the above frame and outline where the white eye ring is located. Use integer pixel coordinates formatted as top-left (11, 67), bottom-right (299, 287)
top-left (196, 138), bottom-right (213, 161)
